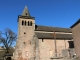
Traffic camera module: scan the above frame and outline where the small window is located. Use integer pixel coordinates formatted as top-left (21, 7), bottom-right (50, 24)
top-left (25, 13), bottom-right (27, 15)
top-left (22, 20), bottom-right (24, 25)
top-left (24, 32), bottom-right (26, 34)
top-left (68, 41), bottom-right (74, 48)
top-left (26, 14), bottom-right (27, 15)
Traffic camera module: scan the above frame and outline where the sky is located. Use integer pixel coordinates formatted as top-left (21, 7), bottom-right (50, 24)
top-left (0, 0), bottom-right (80, 34)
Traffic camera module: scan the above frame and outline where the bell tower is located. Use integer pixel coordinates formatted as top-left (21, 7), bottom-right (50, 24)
top-left (13, 6), bottom-right (37, 60)
top-left (17, 6), bottom-right (35, 39)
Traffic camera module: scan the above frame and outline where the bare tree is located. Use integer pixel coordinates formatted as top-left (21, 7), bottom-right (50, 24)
top-left (0, 28), bottom-right (17, 53)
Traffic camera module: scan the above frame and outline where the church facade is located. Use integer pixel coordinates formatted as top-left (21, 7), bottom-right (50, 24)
top-left (13, 7), bottom-right (75, 60)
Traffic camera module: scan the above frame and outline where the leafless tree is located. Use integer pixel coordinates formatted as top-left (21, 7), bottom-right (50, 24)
top-left (0, 28), bottom-right (17, 53)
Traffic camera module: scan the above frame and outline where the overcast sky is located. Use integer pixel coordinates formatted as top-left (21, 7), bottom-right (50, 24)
top-left (0, 0), bottom-right (80, 33)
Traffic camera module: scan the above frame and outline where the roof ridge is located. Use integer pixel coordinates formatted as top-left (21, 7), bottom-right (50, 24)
top-left (36, 25), bottom-right (71, 29)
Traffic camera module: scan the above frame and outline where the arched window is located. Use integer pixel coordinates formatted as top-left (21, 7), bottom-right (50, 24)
top-left (30, 21), bottom-right (32, 26)
top-left (25, 21), bottom-right (26, 26)
top-left (22, 20), bottom-right (24, 25)
top-left (28, 21), bottom-right (29, 26)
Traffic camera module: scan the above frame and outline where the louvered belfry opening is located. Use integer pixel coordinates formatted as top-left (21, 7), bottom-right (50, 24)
top-left (25, 21), bottom-right (26, 26)
top-left (30, 21), bottom-right (32, 26)
top-left (22, 20), bottom-right (24, 25)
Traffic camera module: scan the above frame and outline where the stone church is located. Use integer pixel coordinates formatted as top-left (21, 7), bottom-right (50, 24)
top-left (13, 6), bottom-right (75, 60)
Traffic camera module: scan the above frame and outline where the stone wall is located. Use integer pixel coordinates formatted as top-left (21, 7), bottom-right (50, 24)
top-left (39, 39), bottom-right (74, 60)
top-left (71, 23), bottom-right (80, 57)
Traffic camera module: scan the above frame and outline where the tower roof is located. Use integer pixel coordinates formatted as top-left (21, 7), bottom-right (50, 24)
top-left (17, 6), bottom-right (35, 22)
top-left (22, 6), bottom-right (30, 16)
